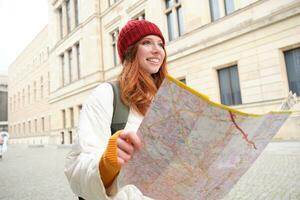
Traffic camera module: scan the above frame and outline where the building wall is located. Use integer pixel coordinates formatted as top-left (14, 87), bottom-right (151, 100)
top-left (8, 0), bottom-right (300, 144)
top-left (100, 0), bottom-right (300, 140)
top-left (48, 0), bottom-right (102, 144)
top-left (0, 74), bottom-right (8, 131)
top-left (8, 27), bottom-right (51, 144)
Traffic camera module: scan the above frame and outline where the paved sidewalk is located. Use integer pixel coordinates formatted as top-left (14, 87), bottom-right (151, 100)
top-left (223, 142), bottom-right (300, 200)
top-left (0, 142), bottom-right (299, 200)
top-left (0, 144), bottom-right (77, 200)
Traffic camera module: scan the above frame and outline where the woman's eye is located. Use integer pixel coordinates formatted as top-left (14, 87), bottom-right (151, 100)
top-left (142, 41), bottom-right (151, 45)
top-left (158, 43), bottom-right (164, 48)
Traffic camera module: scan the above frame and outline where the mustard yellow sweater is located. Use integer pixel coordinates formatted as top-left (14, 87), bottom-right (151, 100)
top-left (99, 131), bottom-right (121, 188)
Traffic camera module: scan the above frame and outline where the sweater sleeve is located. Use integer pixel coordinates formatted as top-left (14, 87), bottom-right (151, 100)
top-left (99, 130), bottom-right (121, 188)
top-left (64, 83), bottom-right (116, 200)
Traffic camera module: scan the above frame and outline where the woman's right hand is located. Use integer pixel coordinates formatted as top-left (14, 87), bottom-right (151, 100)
top-left (116, 131), bottom-right (142, 166)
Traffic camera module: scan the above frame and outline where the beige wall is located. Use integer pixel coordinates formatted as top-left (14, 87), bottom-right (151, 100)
top-left (8, 27), bottom-right (51, 144)
top-left (7, 0), bottom-right (300, 144)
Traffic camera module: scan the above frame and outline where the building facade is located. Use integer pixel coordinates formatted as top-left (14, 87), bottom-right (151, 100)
top-left (0, 74), bottom-right (8, 131)
top-left (8, 0), bottom-right (300, 144)
top-left (8, 27), bottom-right (51, 144)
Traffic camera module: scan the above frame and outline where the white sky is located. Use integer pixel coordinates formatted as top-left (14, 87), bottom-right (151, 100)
top-left (0, 0), bottom-right (48, 75)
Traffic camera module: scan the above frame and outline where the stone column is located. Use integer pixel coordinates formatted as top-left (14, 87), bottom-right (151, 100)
top-left (62, 1), bottom-right (68, 37)
top-left (71, 45), bottom-right (79, 81)
top-left (64, 51), bottom-right (70, 85)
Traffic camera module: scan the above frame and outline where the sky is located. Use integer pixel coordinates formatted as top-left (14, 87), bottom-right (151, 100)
top-left (0, 0), bottom-right (48, 75)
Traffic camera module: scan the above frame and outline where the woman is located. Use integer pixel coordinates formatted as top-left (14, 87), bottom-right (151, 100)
top-left (65, 19), bottom-right (167, 200)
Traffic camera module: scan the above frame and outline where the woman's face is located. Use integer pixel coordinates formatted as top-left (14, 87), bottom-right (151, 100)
top-left (136, 35), bottom-right (165, 74)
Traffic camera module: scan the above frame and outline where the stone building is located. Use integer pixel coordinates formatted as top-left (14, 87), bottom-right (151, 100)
top-left (8, 27), bottom-right (51, 144)
top-left (0, 74), bottom-right (8, 131)
top-left (8, 0), bottom-right (300, 144)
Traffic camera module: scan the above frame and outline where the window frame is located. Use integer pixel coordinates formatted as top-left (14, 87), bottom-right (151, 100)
top-left (284, 47), bottom-right (300, 96)
top-left (217, 65), bottom-right (242, 105)
top-left (164, 0), bottom-right (184, 41)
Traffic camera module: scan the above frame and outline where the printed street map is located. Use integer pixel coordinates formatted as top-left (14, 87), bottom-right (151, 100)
top-left (120, 75), bottom-right (291, 200)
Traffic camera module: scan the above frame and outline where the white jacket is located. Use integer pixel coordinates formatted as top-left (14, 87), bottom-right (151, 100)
top-left (64, 83), bottom-right (152, 200)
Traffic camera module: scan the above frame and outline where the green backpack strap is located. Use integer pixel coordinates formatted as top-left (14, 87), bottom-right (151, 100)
top-left (109, 81), bottom-right (130, 135)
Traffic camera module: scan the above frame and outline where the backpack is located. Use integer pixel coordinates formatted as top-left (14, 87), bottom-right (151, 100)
top-left (109, 81), bottom-right (130, 134)
top-left (78, 82), bottom-right (129, 200)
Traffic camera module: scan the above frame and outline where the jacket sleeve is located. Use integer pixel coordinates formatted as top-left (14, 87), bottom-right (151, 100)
top-left (64, 83), bottom-right (115, 200)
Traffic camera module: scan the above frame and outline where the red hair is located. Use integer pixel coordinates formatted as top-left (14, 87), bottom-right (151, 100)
top-left (118, 43), bottom-right (168, 115)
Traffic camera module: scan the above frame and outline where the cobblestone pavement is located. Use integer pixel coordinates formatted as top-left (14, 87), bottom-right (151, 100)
top-left (0, 144), bottom-right (77, 200)
top-left (223, 142), bottom-right (300, 200)
top-left (0, 142), bottom-right (299, 200)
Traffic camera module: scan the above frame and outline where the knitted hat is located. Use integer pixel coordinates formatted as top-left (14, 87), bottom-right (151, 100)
top-left (117, 20), bottom-right (165, 62)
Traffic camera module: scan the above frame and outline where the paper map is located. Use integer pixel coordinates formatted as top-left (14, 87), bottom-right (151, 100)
top-left (119, 75), bottom-right (291, 200)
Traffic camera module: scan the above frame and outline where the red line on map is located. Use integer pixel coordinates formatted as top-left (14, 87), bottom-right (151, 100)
top-left (229, 111), bottom-right (257, 150)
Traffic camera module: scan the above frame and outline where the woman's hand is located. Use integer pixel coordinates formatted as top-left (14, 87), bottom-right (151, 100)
top-left (116, 131), bottom-right (142, 166)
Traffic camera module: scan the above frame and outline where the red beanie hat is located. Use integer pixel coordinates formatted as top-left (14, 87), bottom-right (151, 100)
top-left (117, 20), bottom-right (165, 62)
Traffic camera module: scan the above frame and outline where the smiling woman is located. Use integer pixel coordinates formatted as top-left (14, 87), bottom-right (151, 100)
top-left (0, 0), bottom-right (48, 73)
top-left (64, 19), bottom-right (168, 200)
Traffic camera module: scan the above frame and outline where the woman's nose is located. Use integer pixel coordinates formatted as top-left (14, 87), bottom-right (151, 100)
top-left (151, 44), bottom-right (161, 53)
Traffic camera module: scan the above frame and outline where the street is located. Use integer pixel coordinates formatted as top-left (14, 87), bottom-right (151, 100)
top-left (0, 144), bottom-right (76, 200)
top-left (0, 142), bottom-right (300, 200)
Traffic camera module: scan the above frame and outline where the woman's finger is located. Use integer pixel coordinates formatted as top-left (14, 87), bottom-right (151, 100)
top-left (117, 137), bottom-right (134, 155)
top-left (117, 148), bottom-right (131, 162)
top-left (120, 131), bottom-right (142, 151)
top-left (117, 157), bottom-right (125, 166)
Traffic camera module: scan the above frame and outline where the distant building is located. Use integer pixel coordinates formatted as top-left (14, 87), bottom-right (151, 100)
top-left (8, 27), bottom-right (51, 144)
top-left (0, 74), bottom-right (8, 131)
top-left (8, 0), bottom-right (300, 144)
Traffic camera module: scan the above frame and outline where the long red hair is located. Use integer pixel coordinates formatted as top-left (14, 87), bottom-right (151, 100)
top-left (118, 43), bottom-right (168, 115)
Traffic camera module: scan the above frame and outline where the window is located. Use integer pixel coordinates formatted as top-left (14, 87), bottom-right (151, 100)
top-left (66, 0), bottom-right (71, 33)
top-left (18, 92), bottom-right (21, 108)
top-left (58, 7), bottom-right (63, 38)
top-left (76, 43), bottom-right (80, 79)
top-left (209, 0), bottom-right (220, 21)
top-left (133, 12), bottom-right (145, 20)
top-left (224, 0), bottom-right (235, 15)
top-left (13, 94), bottom-right (16, 111)
top-left (28, 121), bottom-right (31, 133)
top-left (23, 122), bottom-right (26, 134)
top-left (284, 47), bottom-right (300, 96)
top-left (41, 117), bottom-right (45, 132)
top-left (17, 92), bottom-right (20, 108)
top-left (9, 97), bottom-right (12, 112)
top-left (40, 76), bottom-right (44, 98)
top-left (70, 107), bottom-right (74, 127)
top-left (209, 0), bottom-right (235, 22)
top-left (111, 29), bottom-right (119, 66)
top-left (60, 54), bottom-right (65, 86)
top-left (48, 72), bottom-right (50, 95)
top-left (108, 0), bottom-right (119, 7)
top-left (165, 0), bottom-right (184, 41)
top-left (68, 49), bottom-right (73, 82)
top-left (62, 110), bottom-right (66, 129)
top-left (74, 0), bottom-right (79, 26)
top-left (34, 119), bottom-right (38, 133)
top-left (218, 65), bottom-right (242, 105)
top-left (27, 85), bottom-right (30, 104)
top-left (22, 89), bottom-right (25, 107)
top-left (34, 81), bottom-right (37, 101)
top-left (179, 77), bottom-right (186, 84)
